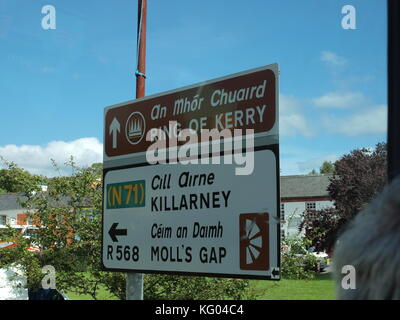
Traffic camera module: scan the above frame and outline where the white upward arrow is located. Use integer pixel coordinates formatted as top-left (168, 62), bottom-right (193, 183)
top-left (109, 117), bottom-right (120, 149)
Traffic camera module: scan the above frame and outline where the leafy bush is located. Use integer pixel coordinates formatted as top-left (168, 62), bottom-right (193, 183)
top-left (100, 272), bottom-right (257, 300)
top-left (144, 274), bottom-right (256, 300)
top-left (281, 237), bottom-right (319, 280)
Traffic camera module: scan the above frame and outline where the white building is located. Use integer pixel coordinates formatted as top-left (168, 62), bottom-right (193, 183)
top-left (0, 194), bottom-right (28, 228)
top-left (280, 174), bottom-right (334, 239)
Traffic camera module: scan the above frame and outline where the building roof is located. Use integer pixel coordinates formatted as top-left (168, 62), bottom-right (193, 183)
top-left (1, 175), bottom-right (333, 210)
top-left (280, 174), bottom-right (333, 199)
top-left (0, 193), bottom-right (90, 212)
top-left (0, 194), bottom-right (27, 211)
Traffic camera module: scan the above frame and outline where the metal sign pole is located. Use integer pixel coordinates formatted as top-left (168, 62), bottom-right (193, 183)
top-left (388, 0), bottom-right (400, 182)
top-left (126, 0), bottom-right (147, 300)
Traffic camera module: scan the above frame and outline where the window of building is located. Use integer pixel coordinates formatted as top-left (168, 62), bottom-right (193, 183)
top-left (305, 202), bottom-right (317, 220)
top-left (306, 202), bottom-right (316, 211)
top-left (280, 203), bottom-right (285, 221)
top-left (281, 228), bottom-right (285, 241)
top-left (0, 215), bottom-right (6, 225)
top-left (309, 212), bottom-right (318, 220)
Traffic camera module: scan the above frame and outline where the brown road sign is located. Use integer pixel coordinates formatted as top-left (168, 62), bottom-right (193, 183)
top-left (104, 64), bottom-right (277, 158)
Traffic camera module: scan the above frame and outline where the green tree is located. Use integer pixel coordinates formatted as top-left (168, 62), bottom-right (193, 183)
top-left (319, 161), bottom-right (335, 174)
top-left (300, 143), bottom-right (387, 252)
top-left (0, 157), bottom-right (46, 195)
top-left (0, 158), bottom-right (106, 298)
top-left (0, 159), bottom-right (255, 300)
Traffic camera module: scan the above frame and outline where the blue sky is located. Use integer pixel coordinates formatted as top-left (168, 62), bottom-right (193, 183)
top-left (0, 0), bottom-right (387, 176)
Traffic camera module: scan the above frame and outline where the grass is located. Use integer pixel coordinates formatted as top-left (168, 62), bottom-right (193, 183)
top-left (66, 286), bottom-right (118, 300)
top-left (66, 273), bottom-right (336, 300)
top-left (251, 273), bottom-right (336, 300)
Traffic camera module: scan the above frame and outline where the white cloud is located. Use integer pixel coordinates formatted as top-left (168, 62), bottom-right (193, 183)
top-left (323, 105), bottom-right (387, 136)
top-left (280, 94), bottom-right (313, 137)
top-left (313, 91), bottom-right (368, 109)
top-left (0, 138), bottom-right (103, 177)
top-left (321, 51), bottom-right (347, 67)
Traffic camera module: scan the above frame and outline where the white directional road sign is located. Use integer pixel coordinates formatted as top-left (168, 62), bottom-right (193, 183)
top-left (102, 149), bottom-right (280, 279)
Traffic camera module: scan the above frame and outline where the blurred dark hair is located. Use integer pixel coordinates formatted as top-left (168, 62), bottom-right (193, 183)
top-left (333, 175), bottom-right (400, 299)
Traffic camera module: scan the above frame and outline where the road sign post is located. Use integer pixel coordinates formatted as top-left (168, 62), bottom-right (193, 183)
top-left (102, 64), bottom-right (280, 282)
top-left (126, 0), bottom-right (147, 301)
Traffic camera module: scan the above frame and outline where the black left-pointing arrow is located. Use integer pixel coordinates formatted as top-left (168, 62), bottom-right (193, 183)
top-left (108, 223), bottom-right (127, 242)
